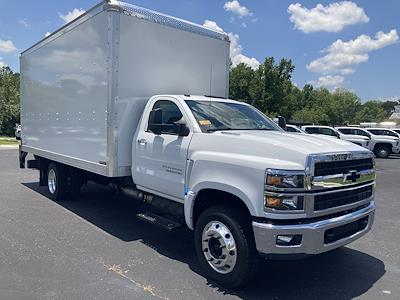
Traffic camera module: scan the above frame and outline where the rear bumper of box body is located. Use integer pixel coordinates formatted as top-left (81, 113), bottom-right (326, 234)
top-left (252, 202), bottom-right (375, 255)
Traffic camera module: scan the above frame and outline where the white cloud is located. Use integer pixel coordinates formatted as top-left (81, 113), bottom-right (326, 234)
top-left (288, 1), bottom-right (369, 33)
top-left (203, 20), bottom-right (224, 33)
top-left (310, 75), bottom-right (345, 88)
top-left (45, 32), bottom-right (52, 37)
top-left (228, 33), bottom-right (260, 69)
top-left (307, 29), bottom-right (399, 74)
top-left (18, 19), bottom-right (31, 28)
top-left (203, 20), bottom-right (260, 70)
top-left (224, 1), bottom-right (253, 18)
top-left (59, 8), bottom-right (85, 24)
top-left (0, 39), bottom-right (17, 53)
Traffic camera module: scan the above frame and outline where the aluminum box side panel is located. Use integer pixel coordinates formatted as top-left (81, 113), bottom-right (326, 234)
top-left (20, 11), bottom-right (110, 172)
top-left (117, 14), bottom-right (229, 101)
top-left (115, 14), bottom-right (230, 170)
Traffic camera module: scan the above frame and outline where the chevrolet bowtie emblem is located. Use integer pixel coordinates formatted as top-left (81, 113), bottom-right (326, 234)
top-left (344, 170), bottom-right (361, 183)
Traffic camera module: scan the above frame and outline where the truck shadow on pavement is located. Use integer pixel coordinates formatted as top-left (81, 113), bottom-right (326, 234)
top-left (23, 182), bottom-right (385, 300)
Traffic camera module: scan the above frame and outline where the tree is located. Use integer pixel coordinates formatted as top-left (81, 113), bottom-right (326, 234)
top-left (292, 107), bottom-right (329, 124)
top-left (354, 101), bottom-right (387, 123)
top-left (0, 66), bottom-right (20, 136)
top-left (327, 89), bottom-right (361, 125)
top-left (229, 63), bottom-right (254, 103)
top-left (380, 100), bottom-right (399, 116)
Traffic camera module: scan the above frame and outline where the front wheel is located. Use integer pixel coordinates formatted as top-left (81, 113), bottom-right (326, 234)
top-left (374, 145), bottom-right (390, 158)
top-left (194, 206), bottom-right (259, 288)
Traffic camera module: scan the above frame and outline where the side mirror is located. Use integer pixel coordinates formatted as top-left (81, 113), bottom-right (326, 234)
top-left (174, 118), bottom-right (190, 137)
top-left (277, 115), bottom-right (286, 131)
top-left (148, 108), bottom-right (163, 135)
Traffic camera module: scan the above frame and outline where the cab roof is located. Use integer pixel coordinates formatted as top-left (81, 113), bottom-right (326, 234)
top-left (179, 95), bottom-right (244, 104)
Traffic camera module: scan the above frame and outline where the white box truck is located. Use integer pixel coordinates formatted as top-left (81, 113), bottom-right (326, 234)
top-left (19, 0), bottom-right (376, 288)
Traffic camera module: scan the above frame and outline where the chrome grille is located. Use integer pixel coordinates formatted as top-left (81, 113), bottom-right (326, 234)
top-left (314, 185), bottom-right (373, 211)
top-left (314, 158), bottom-right (373, 177)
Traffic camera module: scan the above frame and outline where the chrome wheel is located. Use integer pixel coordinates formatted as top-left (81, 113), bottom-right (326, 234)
top-left (201, 221), bottom-right (237, 274)
top-left (378, 148), bottom-right (389, 158)
top-left (48, 168), bottom-right (56, 194)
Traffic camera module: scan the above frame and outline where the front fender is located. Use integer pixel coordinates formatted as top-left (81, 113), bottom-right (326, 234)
top-left (184, 159), bottom-right (266, 229)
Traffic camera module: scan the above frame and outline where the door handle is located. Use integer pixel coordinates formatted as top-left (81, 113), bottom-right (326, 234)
top-left (137, 139), bottom-right (147, 145)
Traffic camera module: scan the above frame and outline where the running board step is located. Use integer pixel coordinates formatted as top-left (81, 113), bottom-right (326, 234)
top-left (136, 212), bottom-right (182, 231)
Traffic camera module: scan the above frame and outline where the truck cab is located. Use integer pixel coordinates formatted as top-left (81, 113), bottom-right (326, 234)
top-left (301, 125), bottom-right (371, 150)
top-left (337, 126), bottom-right (400, 158)
top-left (129, 95), bottom-right (376, 286)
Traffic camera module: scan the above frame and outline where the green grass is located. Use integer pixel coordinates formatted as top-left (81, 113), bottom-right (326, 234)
top-left (0, 137), bottom-right (19, 145)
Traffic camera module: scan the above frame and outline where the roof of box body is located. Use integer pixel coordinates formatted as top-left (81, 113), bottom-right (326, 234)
top-left (22, 0), bottom-right (229, 55)
top-left (111, 0), bottom-right (229, 41)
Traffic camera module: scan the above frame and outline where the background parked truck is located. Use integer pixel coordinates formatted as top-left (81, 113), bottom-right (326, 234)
top-left (19, 0), bottom-right (376, 288)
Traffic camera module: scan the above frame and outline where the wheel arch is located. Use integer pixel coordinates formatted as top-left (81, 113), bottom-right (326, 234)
top-left (185, 183), bottom-right (256, 230)
top-left (373, 142), bottom-right (393, 153)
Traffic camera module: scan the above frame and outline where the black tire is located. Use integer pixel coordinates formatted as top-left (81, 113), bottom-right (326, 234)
top-left (194, 205), bottom-right (260, 288)
top-left (46, 163), bottom-right (68, 201)
top-left (374, 145), bottom-right (390, 158)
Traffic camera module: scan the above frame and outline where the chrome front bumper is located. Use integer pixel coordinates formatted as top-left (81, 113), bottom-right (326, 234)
top-left (252, 202), bottom-right (375, 255)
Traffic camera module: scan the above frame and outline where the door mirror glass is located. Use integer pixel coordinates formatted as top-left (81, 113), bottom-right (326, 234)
top-left (148, 106), bottom-right (190, 136)
top-left (148, 108), bottom-right (163, 135)
top-left (174, 118), bottom-right (190, 136)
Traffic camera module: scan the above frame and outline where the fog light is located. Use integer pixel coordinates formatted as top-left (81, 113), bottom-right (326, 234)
top-left (265, 196), bottom-right (282, 208)
top-left (276, 235), bottom-right (302, 246)
top-left (265, 195), bottom-right (304, 211)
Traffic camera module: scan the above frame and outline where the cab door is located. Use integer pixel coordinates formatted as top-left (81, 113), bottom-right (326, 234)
top-left (133, 97), bottom-right (192, 201)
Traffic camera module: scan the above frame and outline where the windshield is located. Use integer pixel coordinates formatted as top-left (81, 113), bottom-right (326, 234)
top-left (185, 100), bottom-right (282, 132)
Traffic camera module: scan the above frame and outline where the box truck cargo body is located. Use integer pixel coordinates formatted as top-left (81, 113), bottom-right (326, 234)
top-left (20, 1), bottom-right (229, 177)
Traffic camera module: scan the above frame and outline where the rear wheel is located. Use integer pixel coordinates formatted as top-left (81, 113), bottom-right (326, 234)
top-left (47, 163), bottom-right (68, 201)
top-left (194, 205), bottom-right (259, 288)
top-left (374, 145), bottom-right (390, 158)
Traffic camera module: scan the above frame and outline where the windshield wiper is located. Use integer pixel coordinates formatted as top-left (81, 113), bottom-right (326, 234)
top-left (237, 128), bottom-right (274, 131)
top-left (206, 127), bottom-right (233, 132)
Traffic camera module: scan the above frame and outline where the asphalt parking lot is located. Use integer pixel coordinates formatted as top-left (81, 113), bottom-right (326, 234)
top-left (0, 148), bottom-right (399, 300)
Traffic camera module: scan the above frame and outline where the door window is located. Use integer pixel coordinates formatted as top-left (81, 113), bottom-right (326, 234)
top-left (382, 130), bottom-right (398, 137)
top-left (148, 100), bottom-right (183, 135)
top-left (305, 127), bottom-right (319, 134)
top-left (320, 128), bottom-right (335, 136)
top-left (338, 128), bottom-right (351, 134)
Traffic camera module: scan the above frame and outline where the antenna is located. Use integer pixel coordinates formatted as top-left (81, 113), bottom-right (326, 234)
top-left (209, 64), bottom-right (213, 99)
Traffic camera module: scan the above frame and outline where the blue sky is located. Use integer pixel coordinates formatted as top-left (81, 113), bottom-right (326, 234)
top-left (0, 0), bottom-right (399, 101)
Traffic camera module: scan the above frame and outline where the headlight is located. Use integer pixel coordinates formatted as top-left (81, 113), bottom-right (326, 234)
top-left (264, 169), bottom-right (306, 212)
top-left (265, 169), bottom-right (305, 190)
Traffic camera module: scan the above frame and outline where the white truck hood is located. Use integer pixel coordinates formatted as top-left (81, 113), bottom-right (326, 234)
top-left (189, 130), bottom-right (369, 170)
top-left (371, 135), bottom-right (399, 142)
top-left (341, 134), bottom-right (369, 141)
